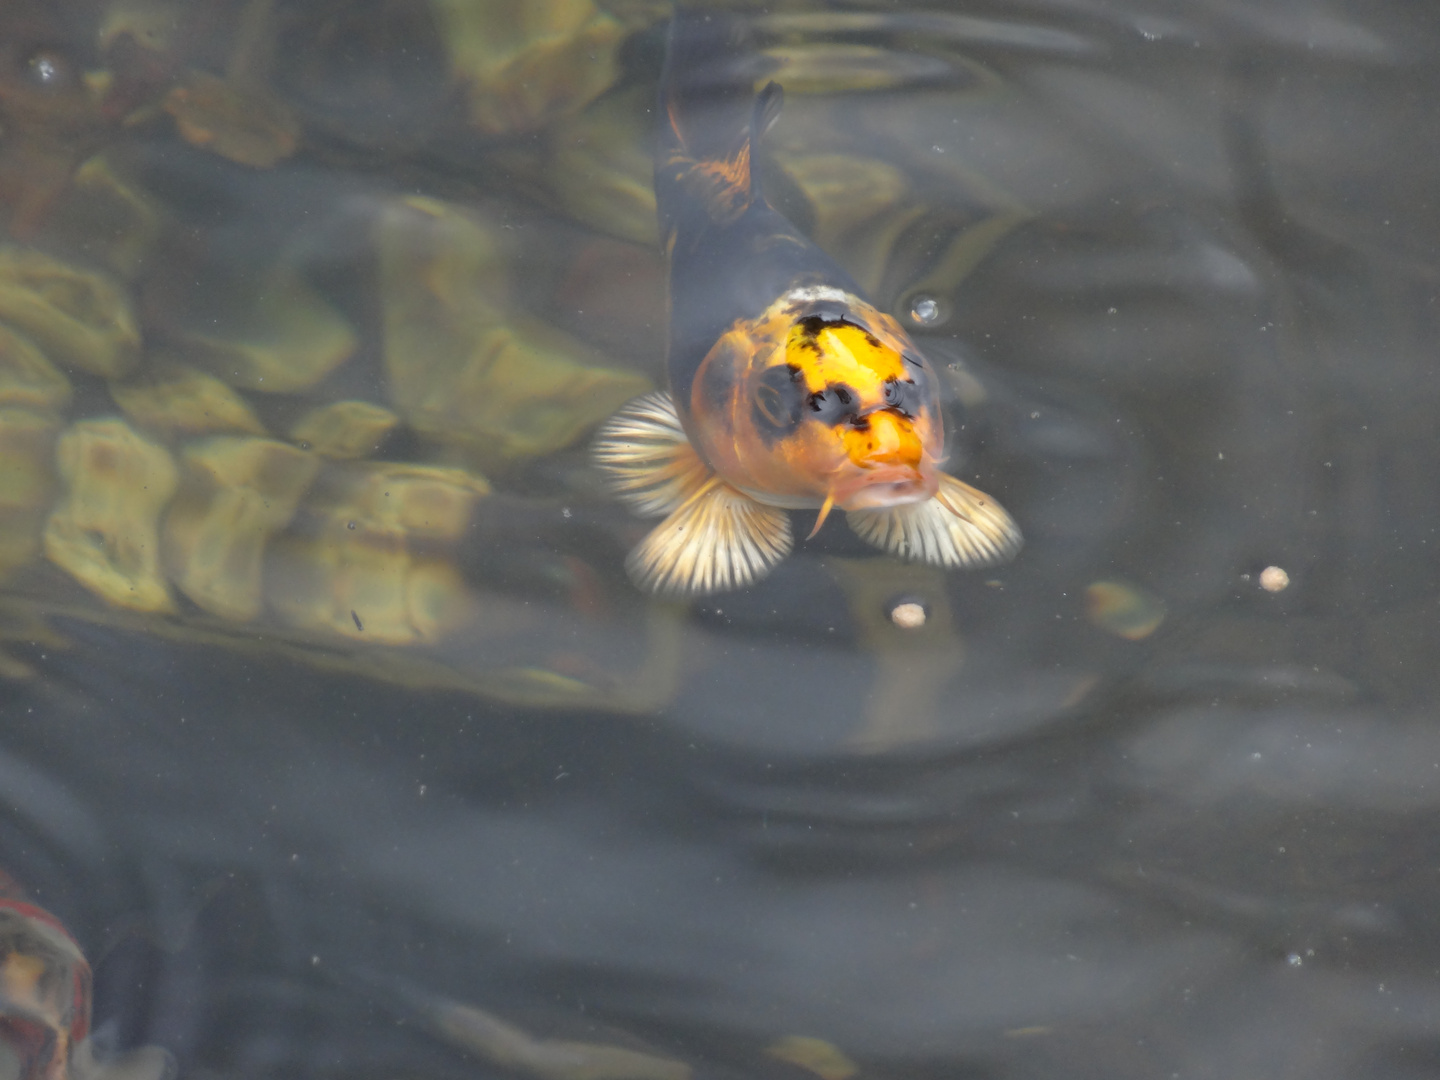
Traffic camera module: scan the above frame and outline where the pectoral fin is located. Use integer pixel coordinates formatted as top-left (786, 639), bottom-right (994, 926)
top-left (847, 473), bottom-right (1021, 568)
top-left (628, 479), bottom-right (792, 596)
top-left (593, 392), bottom-right (710, 517)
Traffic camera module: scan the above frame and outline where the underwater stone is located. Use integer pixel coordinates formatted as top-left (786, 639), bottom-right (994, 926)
top-left (174, 264), bottom-right (358, 393)
top-left (379, 198), bottom-right (650, 460)
top-left (111, 365), bottom-right (267, 436)
top-left (52, 156), bottom-right (165, 281)
top-left (0, 247), bottom-right (141, 378)
top-left (431, 0), bottom-right (625, 134)
top-left (0, 408), bottom-right (61, 577)
top-left (543, 86), bottom-right (658, 245)
top-left (44, 417), bottom-right (178, 612)
top-left (0, 323), bottom-right (71, 413)
top-left (289, 400), bottom-right (399, 459)
top-left (163, 69), bottom-right (302, 169)
top-left (267, 462), bottom-right (490, 644)
top-left (163, 437), bottom-right (320, 621)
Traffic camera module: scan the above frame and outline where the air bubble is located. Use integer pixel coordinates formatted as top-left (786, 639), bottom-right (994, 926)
top-left (25, 50), bottom-right (70, 90)
top-left (909, 295), bottom-right (941, 325)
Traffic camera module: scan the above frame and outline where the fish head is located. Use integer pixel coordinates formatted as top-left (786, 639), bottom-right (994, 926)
top-left (690, 292), bottom-right (946, 510)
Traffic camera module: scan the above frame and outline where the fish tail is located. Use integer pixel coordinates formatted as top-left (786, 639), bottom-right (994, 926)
top-left (657, 11), bottom-right (781, 226)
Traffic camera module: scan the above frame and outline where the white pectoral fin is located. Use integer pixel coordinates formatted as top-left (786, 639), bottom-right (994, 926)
top-left (627, 479), bottom-right (793, 596)
top-left (592, 392), bottom-right (710, 518)
top-left (847, 472), bottom-right (1022, 568)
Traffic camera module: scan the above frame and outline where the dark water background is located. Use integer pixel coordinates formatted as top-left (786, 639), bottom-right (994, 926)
top-left (5, 1), bottom-right (1440, 1077)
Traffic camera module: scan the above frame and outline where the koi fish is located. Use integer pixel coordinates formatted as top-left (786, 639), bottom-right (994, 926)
top-left (0, 877), bottom-right (173, 1080)
top-left (0, 890), bottom-right (91, 1080)
top-left (594, 18), bottom-right (1021, 596)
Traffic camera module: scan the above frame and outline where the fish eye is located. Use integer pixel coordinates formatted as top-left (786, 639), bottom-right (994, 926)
top-left (751, 364), bottom-right (804, 437)
top-left (882, 376), bottom-right (921, 417)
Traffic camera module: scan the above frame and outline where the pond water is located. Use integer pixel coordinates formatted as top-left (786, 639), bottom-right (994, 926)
top-left (1, 1), bottom-right (1439, 1077)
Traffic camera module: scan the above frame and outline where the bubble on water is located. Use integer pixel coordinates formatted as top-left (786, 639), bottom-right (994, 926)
top-left (26, 50), bottom-right (71, 90)
top-left (908, 295), bottom-right (942, 326)
top-left (1286, 953), bottom-right (1303, 967)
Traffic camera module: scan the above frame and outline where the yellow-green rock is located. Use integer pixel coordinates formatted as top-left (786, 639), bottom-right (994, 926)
top-left (44, 418), bottom-right (178, 612)
top-left (379, 198), bottom-right (650, 460)
top-left (772, 151), bottom-right (911, 295)
top-left (432, 0), bottom-right (625, 134)
top-left (163, 437), bottom-right (320, 621)
top-left (0, 408), bottom-right (61, 576)
top-left (290, 400), bottom-right (399, 459)
top-left (268, 462), bottom-right (490, 644)
top-left (175, 263), bottom-right (358, 393)
top-left (0, 247), bottom-right (140, 378)
top-left (63, 156), bottom-right (165, 281)
top-left (544, 87), bottom-right (658, 245)
top-left (0, 324), bottom-right (71, 414)
top-left (111, 365), bottom-right (267, 436)
top-left (1085, 580), bottom-right (1166, 640)
top-left (163, 69), bottom-right (302, 169)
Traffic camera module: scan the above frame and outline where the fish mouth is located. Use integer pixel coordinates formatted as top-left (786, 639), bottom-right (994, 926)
top-left (833, 463), bottom-right (938, 510)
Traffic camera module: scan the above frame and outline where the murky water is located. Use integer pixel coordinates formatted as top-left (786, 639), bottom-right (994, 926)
top-left (2, 1), bottom-right (1439, 1077)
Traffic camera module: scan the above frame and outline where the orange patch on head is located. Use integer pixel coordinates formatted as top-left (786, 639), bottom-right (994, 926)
top-left (841, 409), bottom-right (923, 470)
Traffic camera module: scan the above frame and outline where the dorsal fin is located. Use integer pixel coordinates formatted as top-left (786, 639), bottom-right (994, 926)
top-left (748, 81), bottom-right (784, 203)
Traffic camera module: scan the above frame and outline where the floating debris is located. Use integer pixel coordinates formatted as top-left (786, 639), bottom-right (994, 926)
top-left (1260, 565), bottom-right (1290, 592)
top-left (889, 597), bottom-right (928, 629)
top-left (1084, 580), bottom-right (1166, 640)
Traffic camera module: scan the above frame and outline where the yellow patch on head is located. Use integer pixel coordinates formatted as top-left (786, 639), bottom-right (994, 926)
top-left (784, 320), bottom-right (907, 397)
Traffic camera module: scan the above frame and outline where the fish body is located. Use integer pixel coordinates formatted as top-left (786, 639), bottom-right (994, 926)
top-left (595, 16), bottom-right (1021, 595)
top-left (0, 891), bottom-right (90, 1080)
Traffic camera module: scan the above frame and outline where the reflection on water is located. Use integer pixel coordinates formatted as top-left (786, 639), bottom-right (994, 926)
top-left (1, 0), bottom-right (1439, 1077)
